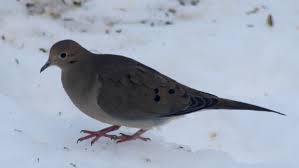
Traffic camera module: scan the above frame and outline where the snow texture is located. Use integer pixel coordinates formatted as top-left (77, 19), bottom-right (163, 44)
top-left (0, 0), bottom-right (298, 167)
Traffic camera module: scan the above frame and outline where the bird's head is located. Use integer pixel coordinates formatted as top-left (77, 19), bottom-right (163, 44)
top-left (40, 39), bottom-right (89, 73)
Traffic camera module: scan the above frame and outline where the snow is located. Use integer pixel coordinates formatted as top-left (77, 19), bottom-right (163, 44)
top-left (0, 0), bottom-right (298, 167)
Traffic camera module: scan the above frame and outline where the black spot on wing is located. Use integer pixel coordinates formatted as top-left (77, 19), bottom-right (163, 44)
top-left (154, 95), bottom-right (160, 102)
top-left (168, 89), bottom-right (175, 94)
top-left (69, 60), bottom-right (78, 64)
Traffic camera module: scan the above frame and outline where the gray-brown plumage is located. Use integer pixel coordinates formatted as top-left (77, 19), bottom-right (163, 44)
top-left (40, 40), bottom-right (284, 144)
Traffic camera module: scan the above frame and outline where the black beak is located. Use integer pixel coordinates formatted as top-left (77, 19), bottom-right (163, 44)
top-left (40, 60), bottom-right (51, 73)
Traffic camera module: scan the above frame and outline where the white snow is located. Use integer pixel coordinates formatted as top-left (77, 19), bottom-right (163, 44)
top-left (0, 0), bottom-right (298, 167)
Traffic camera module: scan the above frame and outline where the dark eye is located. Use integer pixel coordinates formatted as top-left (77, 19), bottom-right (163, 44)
top-left (59, 52), bottom-right (67, 59)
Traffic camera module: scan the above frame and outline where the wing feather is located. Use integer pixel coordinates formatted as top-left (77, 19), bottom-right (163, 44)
top-left (96, 55), bottom-right (217, 120)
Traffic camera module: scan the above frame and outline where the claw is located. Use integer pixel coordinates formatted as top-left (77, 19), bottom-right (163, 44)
top-left (140, 137), bottom-right (151, 141)
top-left (80, 130), bottom-right (94, 134)
top-left (91, 137), bottom-right (99, 146)
top-left (106, 134), bottom-right (118, 140)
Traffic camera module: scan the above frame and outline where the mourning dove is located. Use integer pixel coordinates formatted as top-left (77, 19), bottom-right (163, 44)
top-left (40, 40), bottom-right (284, 144)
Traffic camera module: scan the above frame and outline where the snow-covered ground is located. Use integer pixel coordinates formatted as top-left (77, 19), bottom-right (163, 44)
top-left (0, 0), bottom-right (298, 167)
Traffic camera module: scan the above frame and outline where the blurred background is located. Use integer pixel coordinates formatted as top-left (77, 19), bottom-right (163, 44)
top-left (0, 0), bottom-right (298, 167)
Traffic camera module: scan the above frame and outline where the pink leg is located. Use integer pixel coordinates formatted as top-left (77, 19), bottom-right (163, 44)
top-left (77, 125), bottom-right (120, 145)
top-left (116, 129), bottom-right (150, 143)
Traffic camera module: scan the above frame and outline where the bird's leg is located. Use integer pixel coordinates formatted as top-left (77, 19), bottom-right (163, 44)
top-left (116, 129), bottom-right (150, 143)
top-left (77, 125), bottom-right (120, 145)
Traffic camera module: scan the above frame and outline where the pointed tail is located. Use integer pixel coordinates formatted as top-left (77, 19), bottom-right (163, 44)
top-left (207, 98), bottom-right (285, 116)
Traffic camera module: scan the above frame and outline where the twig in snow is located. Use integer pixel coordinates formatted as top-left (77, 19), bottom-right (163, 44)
top-left (246, 7), bottom-right (259, 15)
top-left (70, 163), bottom-right (77, 167)
top-left (115, 29), bottom-right (122, 33)
top-left (15, 58), bottom-right (20, 65)
top-left (63, 146), bottom-right (70, 151)
top-left (14, 129), bottom-right (23, 133)
top-left (39, 48), bottom-right (48, 53)
top-left (144, 158), bottom-right (151, 163)
top-left (267, 14), bottom-right (274, 27)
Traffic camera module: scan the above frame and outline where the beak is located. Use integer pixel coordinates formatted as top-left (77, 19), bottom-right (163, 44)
top-left (40, 60), bottom-right (51, 73)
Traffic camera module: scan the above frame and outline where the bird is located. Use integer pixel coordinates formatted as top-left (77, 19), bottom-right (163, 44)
top-left (40, 40), bottom-right (285, 144)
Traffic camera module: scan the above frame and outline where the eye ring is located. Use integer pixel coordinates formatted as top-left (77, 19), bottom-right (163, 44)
top-left (59, 52), bottom-right (67, 59)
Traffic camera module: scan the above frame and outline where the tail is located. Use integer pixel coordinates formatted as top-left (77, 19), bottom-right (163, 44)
top-left (207, 98), bottom-right (285, 116)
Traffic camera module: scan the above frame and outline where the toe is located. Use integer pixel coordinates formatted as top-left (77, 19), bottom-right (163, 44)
top-left (105, 134), bottom-right (118, 140)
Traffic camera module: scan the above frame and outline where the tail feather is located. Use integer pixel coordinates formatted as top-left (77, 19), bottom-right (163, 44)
top-left (208, 98), bottom-right (285, 116)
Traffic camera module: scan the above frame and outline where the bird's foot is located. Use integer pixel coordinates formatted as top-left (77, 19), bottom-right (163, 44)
top-left (77, 125), bottom-right (120, 145)
top-left (116, 129), bottom-right (150, 143)
top-left (77, 130), bottom-right (118, 144)
top-left (116, 133), bottom-right (150, 143)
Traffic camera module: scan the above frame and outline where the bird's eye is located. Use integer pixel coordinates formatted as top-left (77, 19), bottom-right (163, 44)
top-left (59, 52), bottom-right (67, 59)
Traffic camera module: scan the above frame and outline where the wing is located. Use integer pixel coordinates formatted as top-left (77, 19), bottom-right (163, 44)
top-left (96, 55), bottom-right (219, 120)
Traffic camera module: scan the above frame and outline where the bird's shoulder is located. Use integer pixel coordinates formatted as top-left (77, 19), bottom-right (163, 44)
top-left (93, 54), bottom-right (172, 87)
